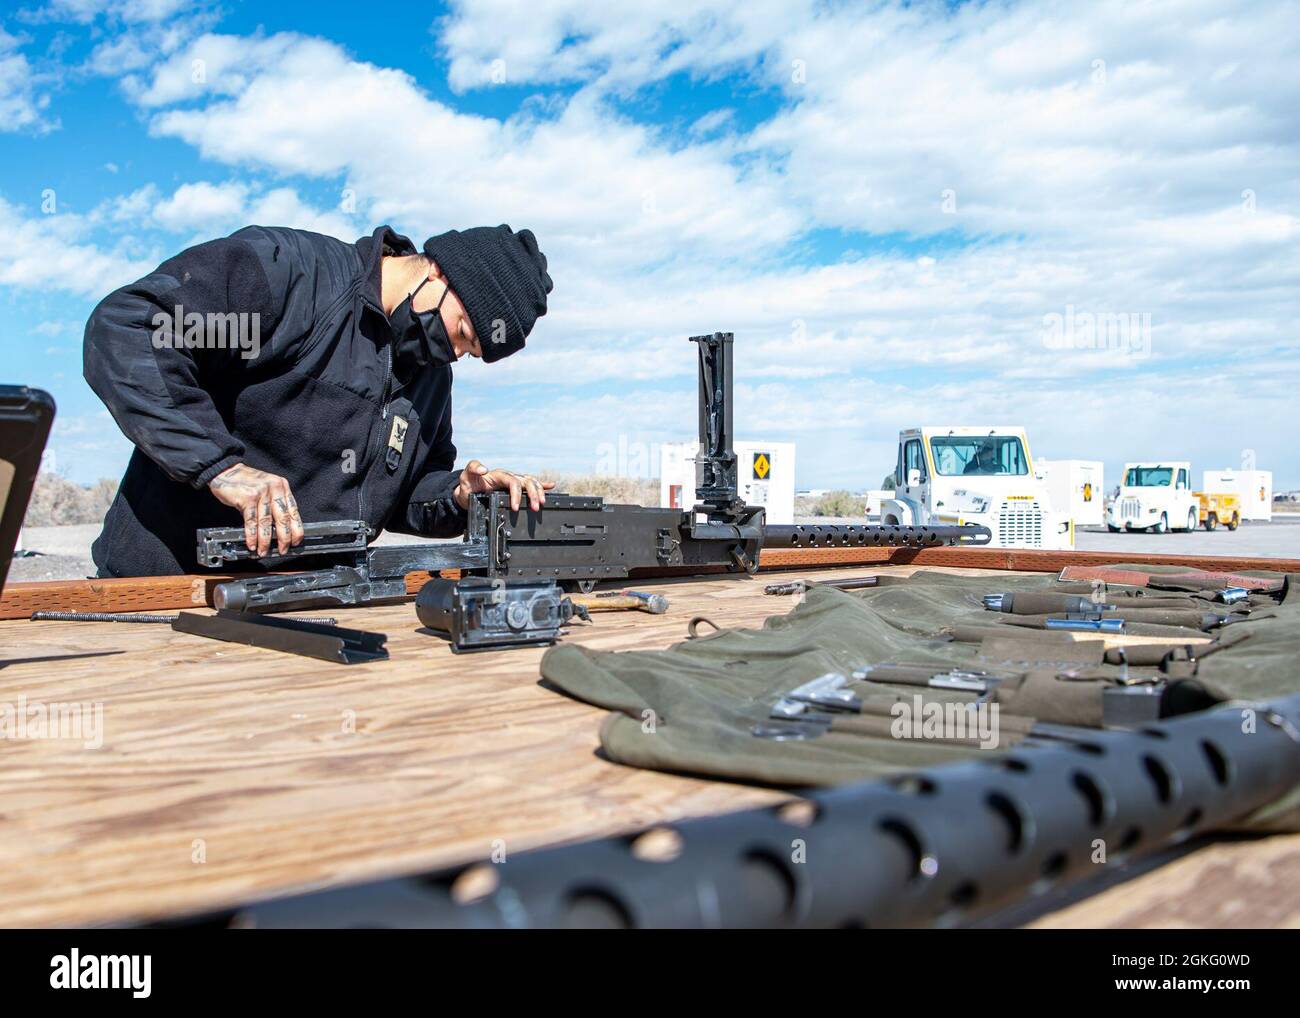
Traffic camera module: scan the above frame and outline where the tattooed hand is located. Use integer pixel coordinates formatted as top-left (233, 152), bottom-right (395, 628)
top-left (452, 460), bottom-right (555, 512)
top-left (208, 463), bottom-right (305, 556)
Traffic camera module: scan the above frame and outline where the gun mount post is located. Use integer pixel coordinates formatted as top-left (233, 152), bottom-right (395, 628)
top-left (690, 332), bottom-right (743, 524)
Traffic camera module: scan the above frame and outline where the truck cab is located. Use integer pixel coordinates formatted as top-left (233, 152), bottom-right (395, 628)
top-left (1106, 461), bottom-right (1199, 533)
top-left (881, 426), bottom-right (1072, 549)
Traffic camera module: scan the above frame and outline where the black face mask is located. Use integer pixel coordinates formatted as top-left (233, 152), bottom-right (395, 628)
top-left (390, 278), bottom-right (456, 371)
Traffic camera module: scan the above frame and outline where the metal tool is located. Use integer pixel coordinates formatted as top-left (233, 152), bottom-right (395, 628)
top-left (1057, 564), bottom-right (1281, 593)
top-left (787, 672), bottom-right (862, 711)
top-left (573, 590), bottom-right (669, 614)
top-left (764, 576), bottom-right (880, 596)
top-left (171, 610), bottom-right (388, 664)
top-left (749, 720), bottom-right (824, 741)
top-left (770, 697), bottom-right (836, 725)
top-left (32, 610), bottom-right (338, 626)
top-left (760, 668), bottom-right (1003, 741)
top-left (1049, 609), bottom-right (1239, 633)
top-left (1216, 587), bottom-right (1249, 605)
top-left (859, 660), bottom-right (1170, 730)
top-left (852, 663), bottom-right (1006, 694)
top-left (981, 593), bottom-right (1115, 613)
top-left (751, 674), bottom-right (865, 740)
top-left (1044, 617), bottom-right (1125, 633)
top-left (1101, 683), bottom-right (1166, 727)
top-left (752, 696), bottom-right (841, 740)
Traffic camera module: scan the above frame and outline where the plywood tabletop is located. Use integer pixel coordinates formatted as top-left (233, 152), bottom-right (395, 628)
top-left (0, 563), bottom-right (1294, 928)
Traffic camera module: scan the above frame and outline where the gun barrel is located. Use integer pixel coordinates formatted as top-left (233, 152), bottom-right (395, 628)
top-left (167, 692), bottom-right (1300, 928)
top-left (762, 523), bottom-right (992, 549)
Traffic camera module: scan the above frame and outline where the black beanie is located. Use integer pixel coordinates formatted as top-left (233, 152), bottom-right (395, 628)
top-left (422, 225), bottom-right (552, 362)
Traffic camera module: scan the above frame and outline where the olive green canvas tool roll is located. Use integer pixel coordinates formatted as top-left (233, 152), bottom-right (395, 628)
top-left (539, 568), bottom-right (1300, 829)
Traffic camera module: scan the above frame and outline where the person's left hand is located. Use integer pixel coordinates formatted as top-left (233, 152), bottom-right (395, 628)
top-left (452, 460), bottom-right (555, 512)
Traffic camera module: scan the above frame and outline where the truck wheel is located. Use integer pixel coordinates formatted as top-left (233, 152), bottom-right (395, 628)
top-left (1153, 513), bottom-right (1169, 534)
top-left (1185, 509), bottom-right (1198, 532)
top-left (1107, 524), bottom-right (1121, 533)
top-left (1227, 513), bottom-right (1240, 531)
top-left (1205, 513), bottom-right (1218, 531)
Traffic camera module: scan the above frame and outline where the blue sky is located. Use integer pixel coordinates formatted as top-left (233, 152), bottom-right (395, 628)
top-left (1, 0), bottom-right (1297, 492)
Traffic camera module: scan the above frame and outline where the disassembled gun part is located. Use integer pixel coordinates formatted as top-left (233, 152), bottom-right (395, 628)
top-left (415, 577), bottom-right (589, 653)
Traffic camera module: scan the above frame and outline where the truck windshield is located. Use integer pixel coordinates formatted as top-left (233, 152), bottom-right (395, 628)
top-left (930, 436), bottom-right (1029, 476)
top-left (1125, 467), bottom-right (1173, 487)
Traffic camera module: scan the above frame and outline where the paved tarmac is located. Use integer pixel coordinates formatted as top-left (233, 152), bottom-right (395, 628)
top-left (1075, 515), bottom-right (1300, 559)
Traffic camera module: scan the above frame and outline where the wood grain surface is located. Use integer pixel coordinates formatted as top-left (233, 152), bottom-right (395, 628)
top-left (1026, 832), bottom-right (1300, 928)
top-left (0, 563), bottom-right (1294, 928)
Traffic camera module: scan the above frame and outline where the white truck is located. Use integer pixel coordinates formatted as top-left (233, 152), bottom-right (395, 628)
top-left (1105, 462), bottom-right (1199, 533)
top-left (880, 426), bottom-right (1073, 549)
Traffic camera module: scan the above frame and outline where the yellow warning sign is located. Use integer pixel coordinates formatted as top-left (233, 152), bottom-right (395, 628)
top-left (1082, 482), bottom-right (1092, 502)
top-left (753, 452), bottom-right (771, 480)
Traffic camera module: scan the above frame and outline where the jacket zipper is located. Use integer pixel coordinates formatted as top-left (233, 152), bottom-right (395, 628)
top-left (358, 344), bottom-right (394, 522)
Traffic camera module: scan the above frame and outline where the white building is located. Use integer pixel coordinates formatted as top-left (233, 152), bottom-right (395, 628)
top-left (660, 441), bottom-right (796, 525)
top-left (1035, 459), bottom-right (1105, 527)
top-left (1202, 469), bottom-right (1273, 522)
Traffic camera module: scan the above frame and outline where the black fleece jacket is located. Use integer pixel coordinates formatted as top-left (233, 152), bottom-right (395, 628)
top-left (84, 225), bottom-right (467, 577)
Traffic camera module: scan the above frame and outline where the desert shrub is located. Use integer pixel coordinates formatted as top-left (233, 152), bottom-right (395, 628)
top-left (540, 474), bottom-right (660, 505)
top-left (23, 473), bottom-right (119, 526)
top-left (812, 490), bottom-right (866, 518)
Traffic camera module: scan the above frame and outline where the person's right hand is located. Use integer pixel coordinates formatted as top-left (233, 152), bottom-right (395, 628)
top-left (208, 463), bottom-right (305, 556)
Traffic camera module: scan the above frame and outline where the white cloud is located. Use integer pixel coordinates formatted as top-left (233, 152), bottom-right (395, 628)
top-left (437, 0), bottom-right (794, 92)
top-left (140, 33), bottom-right (802, 283)
top-left (0, 197), bottom-right (152, 298)
top-left (34, 319), bottom-right (80, 336)
top-left (440, 0), bottom-right (1300, 239)
top-left (88, 180), bottom-right (359, 241)
top-left (127, 31), bottom-right (310, 105)
top-left (0, 176), bottom-right (350, 307)
top-left (0, 28), bottom-right (53, 132)
top-left (33, 0), bottom-right (196, 25)
top-left (151, 180), bottom-right (247, 230)
top-left (10, 1), bottom-right (1299, 486)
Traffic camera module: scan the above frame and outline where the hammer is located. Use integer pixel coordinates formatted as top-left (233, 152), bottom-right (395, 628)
top-left (568, 590), bottom-right (669, 614)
